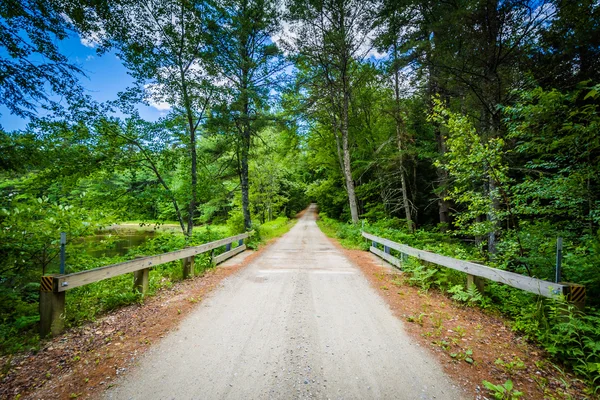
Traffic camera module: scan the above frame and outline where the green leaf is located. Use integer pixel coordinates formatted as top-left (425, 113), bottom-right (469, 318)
top-left (584, 89), bottom-right (597, 100)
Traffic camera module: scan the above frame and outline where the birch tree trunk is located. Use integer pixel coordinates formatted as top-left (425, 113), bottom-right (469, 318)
top-left (341, 71), bottom-right (359, 224)
top-left (393, 44), bottom-right (414, 232)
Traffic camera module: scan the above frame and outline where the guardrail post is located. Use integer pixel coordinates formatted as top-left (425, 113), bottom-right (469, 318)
top-left (467, 274), bottom-right (485, 293)
top-left (239, 239), bottom-right (243, 246)
top-left (562, 282), bottom-right (586, 310)
top-left (134, 268), bottom-right (149, 294)
top-left (39, 275), bottom-right (65, 337)
top-left (226, 242), bottom-right (232, 251)
top-left (182, 256), bottom-right (194, 279)
top-left (384, 246), bottom-right (390, 255)
top-left (372, 241), bottom-right (376, 248)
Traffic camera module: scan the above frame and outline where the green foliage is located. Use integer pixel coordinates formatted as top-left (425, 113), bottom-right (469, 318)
top-left (403, 260), bottom-right (438, 291)
top-left (0, 0), bottom-right (85, 119)
top-left (449, 348), bottom-right (474, 364)
top-left (226, 210), bottom-right (246, 235)
top-left (249, 128), bottom-right (309, 223)
top-left (447, 285), bottom-right (488, 308)
top-left (494, 357), bottom-right (526, 375)
top-left (482, 380), bottom-right (523, 400)
top-left (431, 98), bottom-right (511, 241)
top-left (256, 217), bottom-right (297, 244)
top-left (516, 300), bottom-right (600, 393)
top-left (315, 213), bottom-right (366, 250)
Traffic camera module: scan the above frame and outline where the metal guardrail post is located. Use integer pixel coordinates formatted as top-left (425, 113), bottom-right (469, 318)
top-left (555, 237), bottom-right (563, 283)
top-left (59, 232), bottom-right (66, 274)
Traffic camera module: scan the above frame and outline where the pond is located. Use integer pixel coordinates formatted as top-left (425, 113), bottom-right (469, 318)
top-left (81, 229), bottom-right (157, 258)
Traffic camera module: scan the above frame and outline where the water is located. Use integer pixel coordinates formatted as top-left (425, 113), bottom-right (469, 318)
top-left (81, 230), bottom-right (156, 258)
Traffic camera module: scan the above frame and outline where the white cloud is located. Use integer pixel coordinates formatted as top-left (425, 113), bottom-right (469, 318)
top-left (85, 55), bottom-right (95, 62)
top-left (144, 83), bottom-right (172, 112)
top-left (149, 99), bottom-right (171, 111)
top-left (363, 44), bottom-right (388, 60)
top-left (270, 20), bottom-right (296, 56)
top-left (79, 30), bottom-right (103, 48)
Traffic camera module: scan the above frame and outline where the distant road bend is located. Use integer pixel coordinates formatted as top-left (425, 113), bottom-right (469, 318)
top-left (105, 204), bottom-right (463, 399)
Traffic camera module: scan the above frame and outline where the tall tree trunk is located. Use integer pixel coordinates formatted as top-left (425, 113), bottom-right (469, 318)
top-left (341, 77), bottom-right (359, 224)
top-left (487, 175), bottom-right (500, 255)
top-left (393, 44), bottom-right (414, 232)
top-left (435, 128), bottom-right (451, 230)
top-left (486, 112), bottom-right (501, 255)
top-left (425, 31), bottom-right (452, 231)
top-left (239, 29), bottom-right (252, 231)
top-left (187, 123), bottom-right (197, 238)
top-left (240, 127), bottom-right (251, 230)
top-left (180, 69), bottom-right (197, 238)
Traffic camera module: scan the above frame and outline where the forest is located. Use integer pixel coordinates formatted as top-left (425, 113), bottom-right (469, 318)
top-left (1, 0), bottom-right (599, 395)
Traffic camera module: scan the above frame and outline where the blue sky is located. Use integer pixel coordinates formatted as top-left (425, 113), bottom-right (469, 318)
top-left (0, 34), bottom-right (166, 132)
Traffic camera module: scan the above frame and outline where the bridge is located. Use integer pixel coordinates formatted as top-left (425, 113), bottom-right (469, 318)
top-left (36, 205), bottom-right (585, 399)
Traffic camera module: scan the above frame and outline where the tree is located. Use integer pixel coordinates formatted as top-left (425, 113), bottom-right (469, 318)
top-left (0, 0), bottom-right (85, 121)
top-left (286, 0), bottom-right (376, 223)
top-left (533, 0), bottom-right (600, 89)
top-left (374, 5), bottom-right (416, 231)
top-left (82, 0), bottom-right (217, 237)
top-left (209, 0), bottom-right (286, 230)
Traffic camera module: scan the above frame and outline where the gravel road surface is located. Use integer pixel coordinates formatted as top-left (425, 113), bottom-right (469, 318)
top-left (105, 205), bottom-right (464, 399)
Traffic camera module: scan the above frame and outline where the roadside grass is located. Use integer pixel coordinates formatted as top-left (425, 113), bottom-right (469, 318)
top-left (248, 216), bottom-right (297, 248)
top-left (316, 213), bottom-right (366, 250)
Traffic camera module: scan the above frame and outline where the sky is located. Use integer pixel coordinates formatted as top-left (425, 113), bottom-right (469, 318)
top-left (0, 33), bottom-right (168, 132)
top-left (0, 21), bottom-right (389, 133)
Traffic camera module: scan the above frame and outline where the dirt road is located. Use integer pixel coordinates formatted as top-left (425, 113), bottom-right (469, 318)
top-left (105, 205), bottom-right (463, 399)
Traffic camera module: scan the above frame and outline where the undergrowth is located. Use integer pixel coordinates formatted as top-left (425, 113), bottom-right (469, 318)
top-left (317, 212), bottom-right (600, 396)
top-left (255, 216), bottom-right (297, 244)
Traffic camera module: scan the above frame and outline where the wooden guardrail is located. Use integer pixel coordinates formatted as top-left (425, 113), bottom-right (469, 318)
top-left (40, 232), bottom-right (252, 337)
top-left (362, 232), bottom-right (584, 302)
